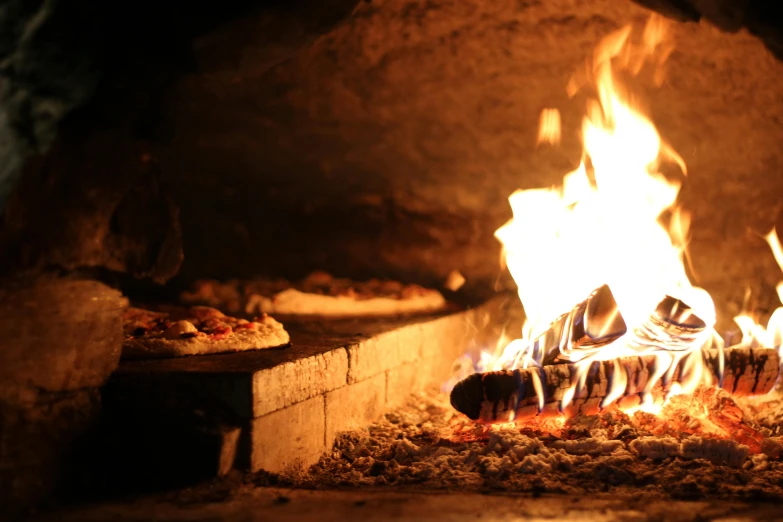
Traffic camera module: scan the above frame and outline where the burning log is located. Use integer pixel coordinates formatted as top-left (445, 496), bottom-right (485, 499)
top-left (450, 347), bottom-right (780, 424)
top-left (522, 284), bottom-right (709, 367)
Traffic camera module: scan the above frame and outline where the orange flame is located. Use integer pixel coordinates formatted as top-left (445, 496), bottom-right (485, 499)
top-left (491, 15), bottom-right (720, 413)
top-left (733, 229), bottom-right (783, 353)
top-left (537, 108), bottom-right (561, 146)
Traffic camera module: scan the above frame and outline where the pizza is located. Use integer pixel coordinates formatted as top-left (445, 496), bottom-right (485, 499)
top-left (180, 271), bottom-right (448, 318)
top-left (122, 306), bottom-right (289, 359)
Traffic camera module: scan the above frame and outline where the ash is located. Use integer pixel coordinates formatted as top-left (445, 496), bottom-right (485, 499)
top-left (290, 388), bottom-right (783, 500)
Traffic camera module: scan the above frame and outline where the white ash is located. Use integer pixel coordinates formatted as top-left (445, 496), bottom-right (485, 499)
top-left (629, 435), bottom-right (751, 467)
top-left (761, 437), bottom-right (783, 460)
top-left (629, 436), bottom-right (681, 461)
top-left (680, 436), bottom-right (749, 468)
top-left (288, 389), bottom-right (783, 500)
top-left (550, 431), bottom-right (626, 456)
top-left (739, 395), bottom-right (783, 434)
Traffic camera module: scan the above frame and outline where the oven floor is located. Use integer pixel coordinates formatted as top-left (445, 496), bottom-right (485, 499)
top-left (29, 487), bottom-right (781, 521)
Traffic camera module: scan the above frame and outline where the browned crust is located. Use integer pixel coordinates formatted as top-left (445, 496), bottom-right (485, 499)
top-left (180, 272), bottom-right (448, 317)
top-left (121, 307), bottom-right (290, 359)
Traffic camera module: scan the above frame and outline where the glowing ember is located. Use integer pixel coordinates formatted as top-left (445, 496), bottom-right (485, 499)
top-left (481, 15), bottom-right (783, 416)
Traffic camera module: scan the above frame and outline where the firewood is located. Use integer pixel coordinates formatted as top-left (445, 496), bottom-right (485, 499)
top-left (450, 347), bottom-right (780, 424)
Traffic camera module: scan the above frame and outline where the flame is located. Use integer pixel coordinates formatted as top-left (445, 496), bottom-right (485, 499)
top-left (452, 14), bottom-right (783, 425)
top-left (732, 229), bottom-right (783, 352)
top-left (491, 15), bottom-right (721, 414)
top-left (537, 108), bottom-right (561, 146)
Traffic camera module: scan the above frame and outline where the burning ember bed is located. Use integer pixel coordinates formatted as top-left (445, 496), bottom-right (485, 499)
top-left (278, 388), bottom-right (783, 501)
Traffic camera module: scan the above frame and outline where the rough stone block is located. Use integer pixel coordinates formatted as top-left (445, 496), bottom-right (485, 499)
top-left (325, 373), bottom-right (386, 449)
top-left (386, 363), bottom-right (421, 407)
top-left (252, 347), bottom-right (348, 417)
top-left (344, 301), bottom-right (507, 386)
top-left (0, 277), bottom-right (126, 405)
top-left (347, 324), bottom-right (424, 384)
top-left (0, 388), bottom-right (101, 519)
top-left (218, 426), bottom-right (242, 476)
top-left (418, 312), bottom-right (473, 362)
top-left (249, 395), bottom-right (325, 473)
top-left (114, 343), bottom-right (350, 420)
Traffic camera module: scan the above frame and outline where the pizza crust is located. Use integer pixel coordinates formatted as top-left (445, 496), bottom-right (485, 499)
top-left (122, 309), bottom-right (289, 359)
top-left (181, 272), bottom-right (449, 318)
top-left (245, 288), bottom-right (447, 317)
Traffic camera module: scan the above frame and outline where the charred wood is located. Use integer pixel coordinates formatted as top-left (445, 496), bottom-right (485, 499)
top-left (450, 347), bottom-right (780, 424)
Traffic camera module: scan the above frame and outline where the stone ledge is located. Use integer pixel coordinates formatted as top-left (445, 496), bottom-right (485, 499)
top-left (103, 296), bottom-right (510, 478)
top-left (252, 347), bottom-right (348, 417)
top-left (113, 297), bottom-right (507, 419)
top-left (248, 395), bottom-right (325, 473)
top-left (325, 373), bottom-right (387, 450)
top-left (387, 362), bottom-right (421, 407)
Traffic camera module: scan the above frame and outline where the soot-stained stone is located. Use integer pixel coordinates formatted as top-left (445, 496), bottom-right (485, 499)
top-left (632, 0), bottom-right (783, 59)
top-left (3, 0), bottom-right (783, 303)
top-left (0, 135), bottom-right (184, 281)
top-left (0, 0), bottom-right (109, 214)
top-left (157, 0), bottom-right (783, 317)
top-left (0, 276), bottom-right (126, 402)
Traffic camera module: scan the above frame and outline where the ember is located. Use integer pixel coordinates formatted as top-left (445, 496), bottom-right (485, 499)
top-left (290, 389), bottom-right (783, 501)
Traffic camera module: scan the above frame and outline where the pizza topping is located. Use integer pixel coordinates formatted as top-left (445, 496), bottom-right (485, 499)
top-left (184, 274), bottom-right (443, 303)
top-left (303, 271), bottom-right (332, 286)
top-left (400, 284), bottom-right (430, 299)
top-left (180, 272), bottom-right (448, 317)
top-left (185, 306), bottom-right (226, 321)
top-left (130, 327), bottom-right (147, 337)
top-left (208, 326), bottom-right (232, 340)
top-left (123, 306), bottom-right (245, 342)
top-left (122, 305), bottom-right (290, 359)
top-left (162, 320), bottom-right (198, 339)
top-left (234, 322), bottom-right (257, 330)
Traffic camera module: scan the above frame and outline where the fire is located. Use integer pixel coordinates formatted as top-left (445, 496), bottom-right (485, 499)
top-left (536, 108), bottom-right (561, 146)
top-left (733, 229), bottom-right (783, 350)
top-left (483, 15), bottom-right (783, 416)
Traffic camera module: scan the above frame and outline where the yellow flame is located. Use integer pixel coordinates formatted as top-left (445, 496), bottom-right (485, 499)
top-left (765, 229), bottom-right (783, 272)
top-left (491, 15), bottom-right (723, 415)
top-left (624, 395), bottom-right (662, 416)
top-left (602, 358), bottom-right (628, 409)
top-left (450, 15), bottom-right (783, 424)
top-left (728, 229), bottom-right (783, 352)
top-left (537, 108), bottom-right (561, 146)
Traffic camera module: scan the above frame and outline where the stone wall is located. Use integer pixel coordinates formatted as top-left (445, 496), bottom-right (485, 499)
top-left (155, 0), bottom-right (783, 327)
top-left (1, 1), bottom-right (782, 322)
